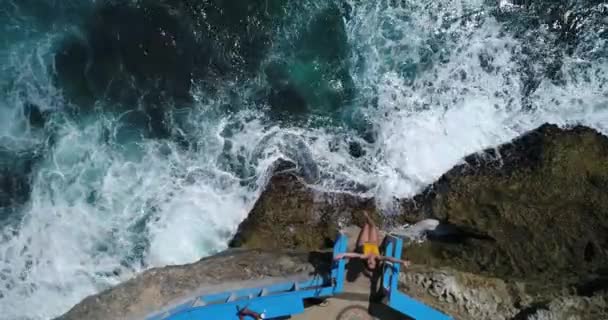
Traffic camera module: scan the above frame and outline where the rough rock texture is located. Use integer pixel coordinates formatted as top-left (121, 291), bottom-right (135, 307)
top-left (56, 250), bottom-right (331, 320)
top-left (400, 124), bottom-right (608, 292)
top-left (402, 266), bottom-right (521, 320)
top-left (401, 266), bottom-right (608, 320)
top-left (228, 123), bottom-right (608, 318)
top-left (529, 295), bottom-right (608, 320)
top-left (229, 173), bottom-right (378, 250)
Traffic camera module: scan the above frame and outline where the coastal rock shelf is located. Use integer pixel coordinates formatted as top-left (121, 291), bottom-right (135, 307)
top-left (58, 124), bottom-right (608, 320)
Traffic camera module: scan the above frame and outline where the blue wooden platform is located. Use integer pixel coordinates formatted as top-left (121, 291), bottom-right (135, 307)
top-left (382, 236), bottom-right (453, 320)
top-left (146, 234), bottom-right (452, 320)
top-left (147, 234), bottom-right (347, 320)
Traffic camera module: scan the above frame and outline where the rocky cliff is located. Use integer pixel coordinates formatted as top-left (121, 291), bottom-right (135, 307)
top-left (230, 123), bottom-right (608, 319)
top-left (229, 172), bottom-right (376, 250)
top-left (59, 124), bottom-right (608, 320)
top-left (401, 124), bottom-right (608, 292)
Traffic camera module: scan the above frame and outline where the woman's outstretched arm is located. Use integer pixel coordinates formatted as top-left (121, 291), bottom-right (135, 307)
top-left (379, 256), bottom-right (411, 267)
top-left (334, 252), bottom-right (367, 260)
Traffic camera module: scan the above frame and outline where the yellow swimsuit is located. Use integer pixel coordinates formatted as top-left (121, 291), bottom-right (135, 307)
top-left (362, 242), bottom-right (380, 256)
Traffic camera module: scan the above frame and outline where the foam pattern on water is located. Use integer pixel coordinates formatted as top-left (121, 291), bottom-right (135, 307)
top-left (0, 0), bottom-right (607, 319)
top-left (341, 0), bottom-right (608, 203)
top-left (0, 102), bottom-right (287, 318)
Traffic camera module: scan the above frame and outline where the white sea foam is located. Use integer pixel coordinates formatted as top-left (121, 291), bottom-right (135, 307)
top-left (0, 106), bottom-right (282, 318)
top-left (0, 1), bottom-right (607, 319)
top-left (342, 0), bottom-right (608, 204)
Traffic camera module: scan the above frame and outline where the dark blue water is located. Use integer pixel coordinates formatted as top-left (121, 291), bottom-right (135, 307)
top-left (0, 0), bottom-right (606, 318)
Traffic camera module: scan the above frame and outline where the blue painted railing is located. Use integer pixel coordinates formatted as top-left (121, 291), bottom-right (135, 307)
top-left (146, 234), bottom-right (452, 320)
top-left (147, 234), bottom-right (348, 320)
top-left (382, 235), bottom-right (453, 320)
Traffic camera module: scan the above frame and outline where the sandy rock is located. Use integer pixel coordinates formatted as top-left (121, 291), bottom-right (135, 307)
top-left (55, 250), bottom-right (329, 320)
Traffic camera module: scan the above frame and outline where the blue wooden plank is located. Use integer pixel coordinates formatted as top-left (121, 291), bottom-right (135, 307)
top-left (201, 276), bottom-right (326, 304)
top-left (332, 234), bottom-right (347, 293)
top-left (382, 238), bottom-right (395, 290)
top-left (149, 275), bottom-right (333, 319)
top-left (389, 291), bottom-right (453, 320)
top-left (389, 237), bottom-right (403, 292)
top-left (382, 236), bottom-right (453, 320)
top-left (178, 291), bottom-right (305, 320)
top-left (391, 237), bottom-right (403, 259)
top-left (246, 294), bottom-right (304, 317)
top-left (147, 235), bottom-right (350, 320)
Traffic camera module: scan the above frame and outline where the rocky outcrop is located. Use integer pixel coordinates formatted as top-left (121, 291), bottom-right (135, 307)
top-left (402, 267), bottom-right (520, 320)
top-left (59, 123), bottom-right (608, 320)
top-left (229, 172), bottom-right (377, 250)
top-left (234, 124), bottom-right (608, 291)
top-left (57, 253), bottom-right (607, 320)
top-left (401, 266), bottom-right (608, 320)
top-left (400, 124), bottom-right (608, 291)
top-left (56, 249), bottom-right (331, 320)
top-left (229, 123), bottom-right (608, 318)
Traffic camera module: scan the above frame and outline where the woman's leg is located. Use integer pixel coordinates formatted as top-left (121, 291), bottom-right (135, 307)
top-left (356, 222), bottom-right (370, 248)
top-left (364, 211), bottom-right (380, 245)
